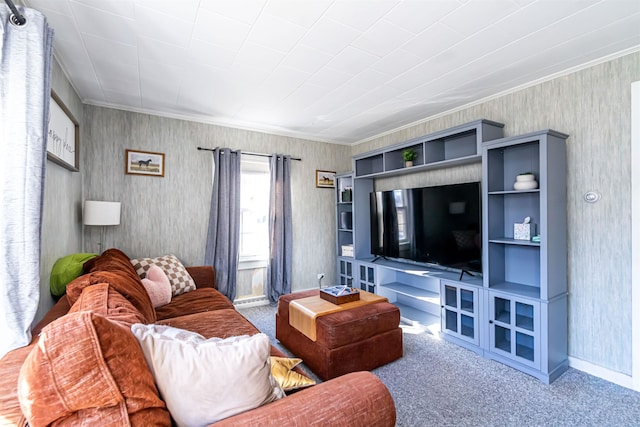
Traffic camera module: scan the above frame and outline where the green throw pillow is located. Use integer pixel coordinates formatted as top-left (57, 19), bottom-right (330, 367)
top-left (50, 253), bottom-right (98, 296)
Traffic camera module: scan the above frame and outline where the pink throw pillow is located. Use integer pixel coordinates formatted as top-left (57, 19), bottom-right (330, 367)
top-left (141, 265), bottom-right (172, 308)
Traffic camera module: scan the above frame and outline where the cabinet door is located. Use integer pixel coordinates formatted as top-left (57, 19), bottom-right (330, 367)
top-left (488, 293), bottom-right (540, 369)
top-left (441, 281), bottom-right (479, 346)
top-left (358, 263), bottom-right (375, 293)
top-left (338, 258), bottom-right (354, 287)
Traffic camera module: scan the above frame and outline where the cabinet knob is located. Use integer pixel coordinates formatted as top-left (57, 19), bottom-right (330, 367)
top-left (489, 320), bottom-right (493, 324)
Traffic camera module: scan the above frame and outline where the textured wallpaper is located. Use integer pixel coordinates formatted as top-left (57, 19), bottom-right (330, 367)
top-left (81, 106), bottom-right (351, 297)
top-left (38, 59), bottom-right (84, 323)
top-left (354, 52), bottom-right (640, 375)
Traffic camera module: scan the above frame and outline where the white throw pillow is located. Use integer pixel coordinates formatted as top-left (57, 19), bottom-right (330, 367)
top-left (131, 324), bottom-right (283, 427)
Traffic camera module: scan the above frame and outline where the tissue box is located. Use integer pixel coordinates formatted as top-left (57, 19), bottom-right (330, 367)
top-left (341, 245), bottom-right (354, 257)
top-left (514, 223), bottom-right (535, 240)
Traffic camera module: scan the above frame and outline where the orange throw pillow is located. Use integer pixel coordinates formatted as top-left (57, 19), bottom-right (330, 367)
top-left (18, 312), bottom-right (170, 427)
top-left (68, 283), bottom-right (146, 327)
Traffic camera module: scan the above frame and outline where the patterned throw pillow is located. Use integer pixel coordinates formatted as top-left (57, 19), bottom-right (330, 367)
top-left (130, 254), bottom-right (196, 297)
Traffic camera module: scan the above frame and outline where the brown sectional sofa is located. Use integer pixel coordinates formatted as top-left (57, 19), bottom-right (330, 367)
top-left (0, 249), bottom-right (396, 426)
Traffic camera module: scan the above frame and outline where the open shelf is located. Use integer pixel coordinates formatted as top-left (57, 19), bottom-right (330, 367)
top-left (395, 302), bottom-right (440, 327)
top-left (354, 119), bottom-right (503, 179)
top-left (489, 281), bottom-right (540, 299)
top-left (381, 282), bottom-right (440, 304)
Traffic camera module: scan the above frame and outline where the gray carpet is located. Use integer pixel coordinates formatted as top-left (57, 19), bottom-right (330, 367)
top-left (238, 303), bottom-right (640, 427)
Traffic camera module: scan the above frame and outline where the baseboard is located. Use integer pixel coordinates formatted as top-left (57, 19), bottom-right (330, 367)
top-left (568, 356), bottom-right (635, 390)
top-left (234, 297), bottom-right (270, 309)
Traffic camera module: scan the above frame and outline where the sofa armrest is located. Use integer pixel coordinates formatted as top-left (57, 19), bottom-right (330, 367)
top-left (186, 266), bottom-right (216, 289)
top-left (212, 371), bottom-right (395, 427)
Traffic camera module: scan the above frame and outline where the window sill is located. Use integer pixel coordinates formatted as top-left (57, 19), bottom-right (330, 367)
top-left (238, 259), bottom-right (268, 270)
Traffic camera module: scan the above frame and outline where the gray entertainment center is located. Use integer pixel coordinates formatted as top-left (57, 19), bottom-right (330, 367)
top-left (335, 119), bottom-right (568, 384)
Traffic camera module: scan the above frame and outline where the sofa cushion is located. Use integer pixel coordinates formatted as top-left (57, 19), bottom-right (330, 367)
top-left (66, 270), bottom-right (156, 324)
top-left (130, 255), bottom-right (196, 296)
top-left (141, 265), bottom-right (172, 308)
top-left (269, 357), bottom-right (316, 391)
top-left (50, 252), bottom-right (98, 296)
top-left (68, 283), bottom-right (146, 326)
top-left (18, 312), bottom-right (170, 427)
top-left (155, 287), bottom-right (233, 320)
top-left (83, 248), bottom-right (140, 278)
top-left (131, 325), bottom-right (283, 427)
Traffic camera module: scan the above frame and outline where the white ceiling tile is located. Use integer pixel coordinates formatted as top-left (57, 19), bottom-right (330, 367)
top-left (233, 43), bottom-right (285, 74)
top-left (384, 1), bottom-right (462, 35)
top-left (304, 84), bottom-right (369, 118)
top-left (264, 0), bottom-right (332, 27)
top-left (325, 1), bottom-right (397, 32)
top-left (306, 66), bottom-right (355, 89)
top-left (193, 8), bottom-right (252, 51)
top-left (103, 89), bottom-right (141, 108)
top-left (92, 61), bottom-right (139, 87)
top-left (347, 68), bottom-right (393, 90)
top-left (137, 36), bottom-right (187, 63)
top-left (188, 38), bottom-right (237, 69)
top-left (34, 7), bottom-right (80, 43)
top-left (83, 34), bottom-right (138, 66)
top-left (402, 22), bottom-right (465, 59)
top-left (133, 0), bottom-right (200, 22)
top-left (141, 78), bottom-right (180, 106)
top-left (100, 75), bottom-right (140, 95)
top-left (71, 0), bottom-right (135, 18)
top-left (299, 17), bottom-right (362, 55)
top-left (199, 0), bottom-right (267, 25)
top-left (440, 0), bottom-right (520, 37)
top-left (352, 19), bottom-right (415, 58)
top-left (280, 44), bottom-right (333, 74)
top-left (247, 13), bottom-right (307, 53)
top-left (134, 5), bottom-right (193, 48)
top-left (69, 1), bottom-right (136, 45)
top-left (279, 82), bottom-right (334, 111)
top-left (140, 58), bottom-right (185, 83)
top-left (324, 46), bottom-right (379, 76)
top-left (370, 49), bottom-right (424, 76)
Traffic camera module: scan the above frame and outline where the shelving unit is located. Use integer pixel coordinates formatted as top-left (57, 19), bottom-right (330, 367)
top-left (353, 120), bottom-right (504, 178)
top-left (482, 129), bottom-right (568, 383)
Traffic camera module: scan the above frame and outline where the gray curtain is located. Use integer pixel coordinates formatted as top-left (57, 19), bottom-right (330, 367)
top-left (0, 6), bottom-right (54, 358)
top-left (267, 155), bottom-right (292, 303)
top-left (204, 148), bottom-right (241, 301)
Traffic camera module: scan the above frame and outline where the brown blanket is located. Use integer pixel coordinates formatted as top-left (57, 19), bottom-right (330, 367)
top-left (289, 291), bottom-right (387, 341)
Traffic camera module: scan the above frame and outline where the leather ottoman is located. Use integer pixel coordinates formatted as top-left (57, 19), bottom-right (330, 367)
top-left (276, 289), bottom-right (403, 381)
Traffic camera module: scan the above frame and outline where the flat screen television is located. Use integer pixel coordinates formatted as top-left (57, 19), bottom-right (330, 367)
top-left (370, 182), bottom-right (482, 274)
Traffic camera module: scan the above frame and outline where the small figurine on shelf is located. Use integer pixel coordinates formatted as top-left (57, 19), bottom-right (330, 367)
top-left (402, 149), bottom-right (417, 167)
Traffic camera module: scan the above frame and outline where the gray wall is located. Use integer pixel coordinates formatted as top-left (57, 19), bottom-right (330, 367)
top-left (81, 106), bottom-right (351, 294)
top-left (354, 52), bottom-right (640, 376)
top-left (37, 58), bottom-right (84, 323)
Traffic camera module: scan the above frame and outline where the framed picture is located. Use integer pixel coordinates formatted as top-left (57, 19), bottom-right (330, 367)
top-left (47, 91), bottom-right (79, 171)
top-left (126, 149), bottom-right (165, 177)
top-left (316, 170), bottom-right (336, 188)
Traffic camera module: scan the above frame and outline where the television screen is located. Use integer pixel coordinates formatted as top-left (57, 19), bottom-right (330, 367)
top-left (370, 182), bottom-right (482, 273)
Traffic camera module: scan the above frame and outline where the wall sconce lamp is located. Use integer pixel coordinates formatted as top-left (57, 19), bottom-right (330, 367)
top-left (83, 200), bottom-right (121, 253)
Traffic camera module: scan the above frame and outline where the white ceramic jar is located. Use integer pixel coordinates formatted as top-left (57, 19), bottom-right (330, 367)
top-left (513, 173), bottom-right (538, 190)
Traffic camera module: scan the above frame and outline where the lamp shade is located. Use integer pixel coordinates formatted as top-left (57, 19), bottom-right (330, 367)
top-left (83, 201), bottom-right (121, 226)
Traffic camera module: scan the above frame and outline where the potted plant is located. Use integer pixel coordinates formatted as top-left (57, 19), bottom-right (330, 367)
top-left (402, 149), bottom-right (417, 167)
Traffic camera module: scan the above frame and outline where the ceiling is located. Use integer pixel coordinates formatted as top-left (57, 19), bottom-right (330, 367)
top-left (23, 0), bottom-right (640, 144)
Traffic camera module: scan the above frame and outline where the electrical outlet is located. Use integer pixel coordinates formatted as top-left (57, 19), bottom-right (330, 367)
top-left (317, 273), bottom-right (325, 280)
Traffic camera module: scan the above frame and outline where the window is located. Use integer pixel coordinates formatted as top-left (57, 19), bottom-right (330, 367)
top-left (239, 157), bottom-right (270, 267)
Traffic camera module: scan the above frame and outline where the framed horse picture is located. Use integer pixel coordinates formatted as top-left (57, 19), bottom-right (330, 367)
top-left (126, 149), bottom-right (165, 177)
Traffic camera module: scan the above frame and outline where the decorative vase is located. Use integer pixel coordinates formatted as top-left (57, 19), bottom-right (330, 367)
top-left (405, 161), bottom-right (413, 168)
top-left (513, 173), bottom-right (538, 190)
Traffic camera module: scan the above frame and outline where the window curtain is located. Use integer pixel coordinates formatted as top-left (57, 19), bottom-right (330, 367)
top-left (267, 155), bottom-right (292, 303)
top-left (0, 6), bottom-right (54, 358)
top-left (204, 148), bottom-right (241, 301)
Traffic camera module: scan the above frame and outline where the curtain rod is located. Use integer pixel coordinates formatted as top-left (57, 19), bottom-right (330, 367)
top-left (4, 0), bottom-right (26, 25)
top-left (197, 147), bottom-right (301, 161)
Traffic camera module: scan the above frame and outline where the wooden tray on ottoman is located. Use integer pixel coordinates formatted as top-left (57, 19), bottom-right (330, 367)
top-left (320, 286), bottom-right (360, 305)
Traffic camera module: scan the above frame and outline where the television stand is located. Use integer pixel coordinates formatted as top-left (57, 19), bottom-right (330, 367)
top-left (371, 256), bottom-right (388, 263)
top-left (458, 269), bottom-right (478, 281)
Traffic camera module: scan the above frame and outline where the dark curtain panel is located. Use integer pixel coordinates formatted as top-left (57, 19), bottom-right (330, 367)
top-left (0, 6), bottom-right (53, 358)
top-left (267, 154), bottom-right (292, 303)
top-left (204, 148), bottom-right (241, 301)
